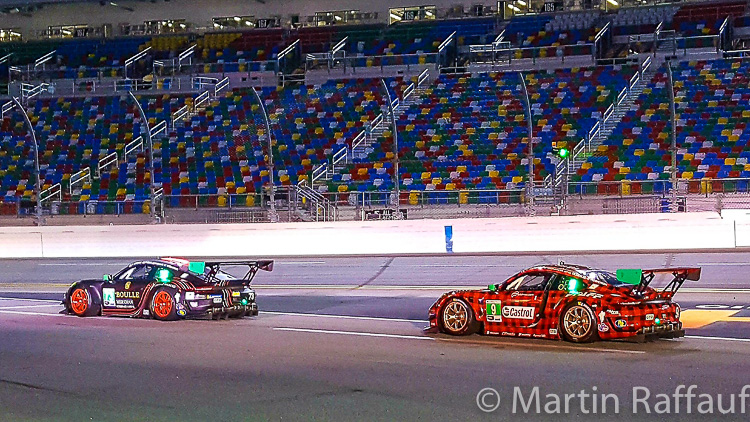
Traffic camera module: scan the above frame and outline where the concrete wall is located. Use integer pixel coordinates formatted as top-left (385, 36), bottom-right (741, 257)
top-left (0, 211), bottom-right (746, 259)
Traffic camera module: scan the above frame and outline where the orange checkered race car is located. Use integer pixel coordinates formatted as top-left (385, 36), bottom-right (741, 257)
top-left (427, 263), bottom-right (700, 343)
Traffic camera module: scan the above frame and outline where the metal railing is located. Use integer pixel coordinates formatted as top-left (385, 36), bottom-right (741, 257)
top-left (68, 168), bottom-right (91, 195)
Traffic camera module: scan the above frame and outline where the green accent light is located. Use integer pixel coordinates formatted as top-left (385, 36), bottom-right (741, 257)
top-left (188, 261), bottom-right (206, 274)
top-left (568, 278), bottom-right (581, 293)
top-left (241, 299), bottom-right (248, 305)
top-left (488, 284), bottom-right (497, 292)
top-left (558, 148), bottom-right (569, 158)
top-left (157, 269), bottom-right (172, 283)
top-left (655, 318), bottom-right (661, 325)
top-left (616, 269), bottom-right (643, 285)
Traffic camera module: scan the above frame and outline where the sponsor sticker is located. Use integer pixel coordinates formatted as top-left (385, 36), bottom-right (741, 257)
top-left (142, 309), bottom-right (149, 316)
top-left (598, 323), bottom-right (610, 332)
top-left (185, 292), bottom-right (195, 301)
top-left (125, 281), bottom-right (131, 290)
top-left (549, 329), bottom-right (558, 335)
top-left (212, 296), bottom-right (222, 304)
top-left (231, 291), bottom-right (241, 297)
top-left (102, 288), bottom-right (115, 307)
top-left (646, 314), bottom-right (655, 321)
top-left (615, 319), bottom-right (627, 328)
top-left (486, 300), bottom-right (503, 322)
top-left (501, 306), bottom-right (535, 320)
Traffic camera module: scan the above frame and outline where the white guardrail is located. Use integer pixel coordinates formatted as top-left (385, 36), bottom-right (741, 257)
top-left (0, 212), bottom-right (746, 258)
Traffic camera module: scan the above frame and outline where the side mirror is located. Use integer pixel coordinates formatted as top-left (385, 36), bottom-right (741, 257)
top-left (103, 274), bottom-right (113, 282)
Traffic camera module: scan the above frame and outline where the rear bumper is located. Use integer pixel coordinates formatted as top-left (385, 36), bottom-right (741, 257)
top-left (626, 322), bottom-right (684, 342)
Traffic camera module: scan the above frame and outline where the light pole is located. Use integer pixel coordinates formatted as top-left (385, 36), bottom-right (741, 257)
top-left (250, 86), bottom-right (278, 223)
top-left (10, 96), bottom-right (43, 225)
top-left (128, 91), bottom-right (157, 222)
top-left (379, 79), bottom-right (400, 212)
top-left (518, 72), bottom-right (535, 212)
top-left (666, 60), bottom-right (678, 212)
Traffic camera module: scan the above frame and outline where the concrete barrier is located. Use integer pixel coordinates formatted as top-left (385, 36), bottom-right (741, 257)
top-left (0, 211), bottom-right (743, 259)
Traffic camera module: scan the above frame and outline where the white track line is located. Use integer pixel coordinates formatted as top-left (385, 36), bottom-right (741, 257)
top-left (0, 309), bottom-right (64, 317)
top-left (686, 335), bottom-right (750, 343)
top-left (261, 310), bottom-right (425, 323)
top-left (274, 327), bottom-right (433, 341)
top-left (0, 297), bottom-right (60, 303)
top-left (0, 304), bottom-right (61, 309)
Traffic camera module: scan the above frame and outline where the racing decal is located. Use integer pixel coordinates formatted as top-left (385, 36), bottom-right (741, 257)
top-left (501, 306), bottom-right (535, 320)
top-left (116, 291), bottom-right (140, 299)
top-left (615, 319), bottom-right (627, 328)
top-left (598, 323), bottom-right (610, 332)
top-left (486, 300), bottom-right (503, 322)
top-left (578, 292), bottom-right (604, 299)
top-left (102, 288), bottom-right (116, 307)
top-left (606, 309), bottom-right (621, 316)
top-left (645, 314), bottom-right (654, 321)
top-left (185, 292), bottom-right (195, 301)
top-left (549, 329), bottom-right (558, 335)
top-left (598, 311), bottom-right (606, 324)
top-left (125, 281), bottom-right (132, 290)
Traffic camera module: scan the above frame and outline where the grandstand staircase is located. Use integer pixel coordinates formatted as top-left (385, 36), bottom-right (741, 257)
top-left (310, 70), bottom-right (432, 189)
top-left (553, 57), bottom-right (660, 190)
top-left (290, 180), bottom-right (337, 222)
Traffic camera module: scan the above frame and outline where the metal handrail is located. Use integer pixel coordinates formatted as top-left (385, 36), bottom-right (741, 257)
top-left (40, 183), bottom-right (61, 203)
top-left (417, 68), bottom-right (429, 86)
top-left (1, 101), bottom-right (13, 119)
top-left (332, 147), bottom-right (348, 166)
top-left (214, 76), bottom-right (230, 96)
top-left (68, 168), bottom-right (90, 195)
top-left (437, 31), bottom-right (456, 54)
top-left (194, 91), bottom-right (210, 110)
top-left (124, 136), bottom-right (144, 159)
top-left (97, 151), bottom-right (118, 178)
top-left (172, 105), bottom-right (189, 126)
top-left (150, 120), bottom-right (167, 137)
top-left (34, 50), bottom-right (56, 68)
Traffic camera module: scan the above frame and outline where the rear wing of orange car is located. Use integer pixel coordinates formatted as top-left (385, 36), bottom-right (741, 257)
top-left (616, 267), bottom-right (701, 298)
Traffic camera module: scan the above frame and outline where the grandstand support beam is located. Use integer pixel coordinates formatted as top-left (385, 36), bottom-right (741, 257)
top-left (380, 79), bottom-right (400, 212)
top-left (250, 87), bottom-right (278, 223)
top-left (666, 60), bottom-right (678, 212)
top-left (128, 91), bottom-right (157, 223)
top-left (518, 72), bottom-right (534, 212)
top-left (10, 97), bottom-right (43, 226)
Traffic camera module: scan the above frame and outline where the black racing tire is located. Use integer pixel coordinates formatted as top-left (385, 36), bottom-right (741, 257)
top-left (149, 287), bottom-right (179, 321)
top-left (439, 298), bottom-right (480, 336)
top-left (68, 285), bottom-right (101, 317)
top-left (559, 302), bottom-right (598, 343)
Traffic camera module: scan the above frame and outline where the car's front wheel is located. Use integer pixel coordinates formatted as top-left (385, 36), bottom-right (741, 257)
top-left (69, 285), bottom-right (100, 317)
top-left (150, 287), bottom-right (179, 321)
top-left (560, 303), bottom-right (597, 343)
top-left (440, 298), bottom-right (480, 336)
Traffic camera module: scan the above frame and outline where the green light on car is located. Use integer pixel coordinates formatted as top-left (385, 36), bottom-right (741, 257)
top-left (157, 269), bottom-right (172, 283)
top-left (655, 318), bottom-right (661, 325)
top-left (568, 278), bottom-right (581, 293)
top-left (241, 299), bottom-right (248, 305)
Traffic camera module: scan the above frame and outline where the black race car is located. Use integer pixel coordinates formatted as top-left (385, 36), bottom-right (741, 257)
top-left (62, 258), bottom-right (273, 321)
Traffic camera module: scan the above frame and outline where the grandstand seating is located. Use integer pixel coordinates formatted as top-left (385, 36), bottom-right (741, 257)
top-left (325, 65), bottom-right (636, 195)
top-left (575, 58), bottom-right (750, 195)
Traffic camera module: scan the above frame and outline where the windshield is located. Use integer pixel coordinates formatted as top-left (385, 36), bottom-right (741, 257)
top-left (583, 270), bottom-right (627, 287)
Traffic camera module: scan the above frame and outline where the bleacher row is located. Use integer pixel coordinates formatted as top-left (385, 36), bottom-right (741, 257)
top-left (3, 55), bottom-right (750, 213)
top-left (2, 0), bottom-right (749, 80)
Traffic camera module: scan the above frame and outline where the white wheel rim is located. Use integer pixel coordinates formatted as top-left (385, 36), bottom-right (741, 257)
top-left (563, 306), bottom-right (592, 340)
top-left (442, 301), bottom-right (469, 332)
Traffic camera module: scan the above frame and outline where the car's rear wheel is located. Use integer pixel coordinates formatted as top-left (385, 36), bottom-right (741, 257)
top-left (560, 303), bottom-right (597, 343)
top-left (440, 298), bottom-right (479, 336)
top-left (69, 285), bottom-right (99, 317)
top-left (150, 288), bottom-right (178, 321)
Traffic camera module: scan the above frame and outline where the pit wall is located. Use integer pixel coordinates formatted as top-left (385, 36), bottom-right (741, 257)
top-left (2, 211), bottom-right (750, 259)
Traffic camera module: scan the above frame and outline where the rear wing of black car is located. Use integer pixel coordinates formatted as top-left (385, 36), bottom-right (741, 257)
top-left (616, 267), bottom-right (701, 297)
top-left (191, 260), bottom-right (274, 284)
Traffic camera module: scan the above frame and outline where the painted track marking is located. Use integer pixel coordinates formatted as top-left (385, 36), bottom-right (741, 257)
top-left (261, 310), bottom-right (425, 323)
top-left (274, 327), bottom-right (433, 341)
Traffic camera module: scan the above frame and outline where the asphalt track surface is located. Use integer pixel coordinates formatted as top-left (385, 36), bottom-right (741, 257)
top-left (2, 253), bottom-right (750, 421)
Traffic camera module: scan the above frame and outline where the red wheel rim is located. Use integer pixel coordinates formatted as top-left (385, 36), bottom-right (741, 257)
top-left (70, 288), bottom-right (89, 315)
top-left (152, 291), bottom-right (173, 318)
